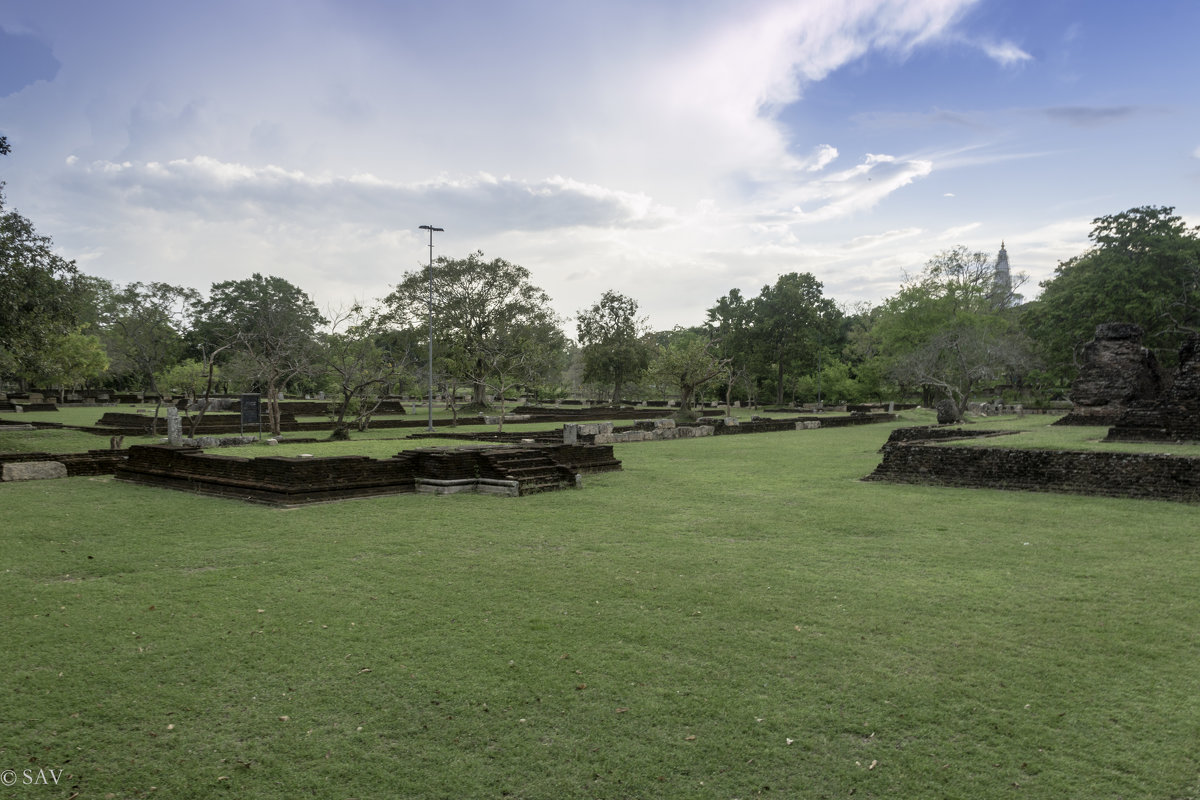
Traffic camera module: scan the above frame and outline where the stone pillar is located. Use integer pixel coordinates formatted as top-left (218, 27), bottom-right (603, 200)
top-left (167, 406), bottom-right (183, 446)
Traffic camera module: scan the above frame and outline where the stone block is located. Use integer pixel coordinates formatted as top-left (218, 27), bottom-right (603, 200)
top-left (592, 433), bottom-right (614, 444)
top-left (2, 461), bottom-right (67, 481)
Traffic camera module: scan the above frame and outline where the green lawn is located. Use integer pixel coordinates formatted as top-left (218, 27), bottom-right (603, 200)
top-left (933, 412), bottom-right (1200, 455)
top-left (2, 415), bottom-right (1198, 798)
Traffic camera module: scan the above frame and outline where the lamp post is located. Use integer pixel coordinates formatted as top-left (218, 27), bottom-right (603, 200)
top-left (418, 225), bottom-right (443, 432)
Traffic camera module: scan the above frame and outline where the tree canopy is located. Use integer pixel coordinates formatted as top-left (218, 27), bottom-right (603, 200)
top-left (871, 246), bottom-right (1033, 418)
top-left (382, 251), bottom-right (564, 407)
top-left (1022, 206), bottom-right (1200, 379)
top-left (576, 290), bottom-right (652, 406)
top-left (0, 186), bottom-right (88, 386)
top-left (190, 273), bottom-right (326, 434)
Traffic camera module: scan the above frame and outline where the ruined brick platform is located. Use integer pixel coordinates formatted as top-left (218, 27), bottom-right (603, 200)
top-left (866, 426), bottom-right (1200, 503)
top-left (114, 443), bottom-right (620, 506)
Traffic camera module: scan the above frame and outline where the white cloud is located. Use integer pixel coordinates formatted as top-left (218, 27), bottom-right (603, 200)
top-left (786, 154), bottom-right (934, 222)
top-left (805, 144), bottom-right (839, 172)
top-left (59, 156), bottom-right (674, 233)
top-left (980, 39), bottom-right (1033, 67)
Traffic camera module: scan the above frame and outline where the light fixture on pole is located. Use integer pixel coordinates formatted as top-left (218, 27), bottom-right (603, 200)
top-left (418, 225), bottom-right (443, 432)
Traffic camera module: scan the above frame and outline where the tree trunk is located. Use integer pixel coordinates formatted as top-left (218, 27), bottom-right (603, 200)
top-left (267, 381), bottom-right (282, 436)
top-left (776, 359), bottom-right (785, 406)
top-left (680, 385), bottom-right (694, 412)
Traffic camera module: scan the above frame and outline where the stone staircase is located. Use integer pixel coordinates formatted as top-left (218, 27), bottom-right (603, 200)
top-left (481, 448), bottom-right (578, 495)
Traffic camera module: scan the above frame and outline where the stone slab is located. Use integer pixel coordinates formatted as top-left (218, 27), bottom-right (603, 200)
top-left (2, 461), bottom-right (67, 481)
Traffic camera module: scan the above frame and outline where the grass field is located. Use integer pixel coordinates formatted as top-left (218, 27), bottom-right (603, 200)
top-left (2, 413), bottom-right (1199, 798)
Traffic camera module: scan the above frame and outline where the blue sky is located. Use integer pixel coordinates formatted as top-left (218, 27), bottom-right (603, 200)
top-left (1, 0), bottom-right (1197, 330)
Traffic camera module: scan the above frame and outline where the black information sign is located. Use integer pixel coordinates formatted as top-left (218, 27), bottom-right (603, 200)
top-left (240, 394), bottom-right (261, 425)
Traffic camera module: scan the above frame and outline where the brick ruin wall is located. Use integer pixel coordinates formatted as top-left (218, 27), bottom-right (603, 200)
top-left (1105, 334), bottom-right (1200, 443)
top-left (0, 449), bottom-right (128, 477)
top-left (866, 427), bottom-right (1200, 503)
top-left (114, 443), bottom-right (621, 505)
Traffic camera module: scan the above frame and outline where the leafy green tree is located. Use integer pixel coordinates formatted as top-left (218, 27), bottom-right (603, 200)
top-left (709, 274), bottom-right (841, 407)
top-left (157, 358), bottom-right (219, 401)
top-left (36, 327), bottom-right (109, 400)
top-left (320, 304), bottom-right (414, 438)
top-left (649, 328), bottom-right (728, 416)
top-left (873, 246), bottom-right (1033, 419)
top-left (706, 287), bottom-right (760, 409)
top-left (0, 185), bottom-right (87, 386)
top-left (751, 273), bottom-right (841, 406)
top-left (576, 290), bottom-right (652, 406)
top-left (1023, 206), bottom-right (1200, 380)
top-left (382, 251), bottom-right (564, 408)
top-left (471, 319), bottom-right (567, 431)
top-left (191, 274), bottom-right (325, 435)
top-left (100, 281), bottom-right (199, 420)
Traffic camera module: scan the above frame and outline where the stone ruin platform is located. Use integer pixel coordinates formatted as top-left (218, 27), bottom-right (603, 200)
top-left (866, 425), bottom-right (1200, 503)
top-left (114, 443), bottom-right (621, 506)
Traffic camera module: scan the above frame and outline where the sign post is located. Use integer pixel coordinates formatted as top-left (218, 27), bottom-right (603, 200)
top-left (241, 393), bottom-right (261, 439)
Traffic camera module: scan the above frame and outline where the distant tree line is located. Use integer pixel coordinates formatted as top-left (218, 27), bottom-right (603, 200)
top-left (3, 141), bottom-right (1198, 427)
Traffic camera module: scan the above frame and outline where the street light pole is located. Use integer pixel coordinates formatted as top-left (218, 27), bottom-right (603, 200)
top-left (418, 225), bottom-right (443, 432)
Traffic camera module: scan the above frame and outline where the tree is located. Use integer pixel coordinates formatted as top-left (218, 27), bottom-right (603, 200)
top-left (873, 246), bottom-right (1033, 419)
top-left (35, 327), bottom-right (109, 400)
top-left (576, 290), bottom-right (652, 406)
top-left (101, 281), bottom-right (199, 422)
top-left (158, 358), bottom-right (219, 402)
top-left (382, 251), bottom-right (564, 408)
top-left (320, 304), bottom-right (414, 438)
top-left (191, 274), bottom-right (325, 435)
top-left (0, 186), bottom-right (87, 386)
top-left (649, 329), bottom-right (728, 416)
top-left (471, 319), bottom-right (567, 431)
top-left (705, 287), bottom-right (758, 410)
top-left (1023, 206), bottom-right (1200, 381)
top-left (717, 273), bottom-right (840, 407)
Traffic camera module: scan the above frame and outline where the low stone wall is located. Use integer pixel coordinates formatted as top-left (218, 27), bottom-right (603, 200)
top-left (713, 413), bottom-right (897, 435)
top-left (0, 449), bottom-right (128, 478)
top-left (866, 428), bottom-right (1200, 503)
top-left (595, 425), bottom-right (715, 444)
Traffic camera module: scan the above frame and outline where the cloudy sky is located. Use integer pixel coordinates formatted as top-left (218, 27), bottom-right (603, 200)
top-left (2, 0), bottom-right (1197, 331)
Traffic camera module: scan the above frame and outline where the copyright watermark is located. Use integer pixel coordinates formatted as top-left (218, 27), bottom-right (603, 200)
top-left (0, 768), bottom-right (64, 786)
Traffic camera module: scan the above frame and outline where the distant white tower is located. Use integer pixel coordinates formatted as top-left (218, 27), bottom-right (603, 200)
top-left (992, 241), bottom-right (1013, 307)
